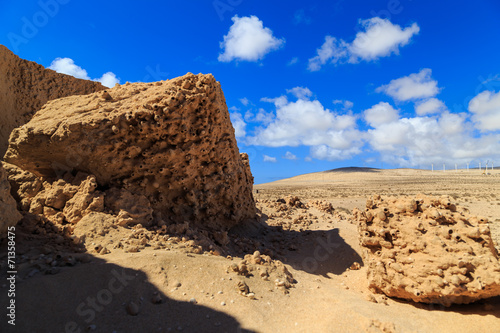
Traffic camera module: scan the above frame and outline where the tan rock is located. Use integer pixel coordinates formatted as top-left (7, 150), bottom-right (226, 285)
top-left (5, 73), bottom-right (256, 230)
top-left (0, 45), bottom-right (105, 156)
top-left (0, 161), bottom-right (22, 234)
top-left (356, 194), bottom-right (500, 306)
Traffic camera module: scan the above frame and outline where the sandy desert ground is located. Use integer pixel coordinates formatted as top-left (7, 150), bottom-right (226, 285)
top-left (1, 168), bottom-right (499, 333)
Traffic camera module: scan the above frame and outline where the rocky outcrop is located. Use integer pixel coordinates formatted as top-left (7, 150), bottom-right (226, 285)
top-left (355, 195), bottom-right (500, 306)
top-left (0, 45), bottom-right (105, 156)
top-left (0, 161), bottom-right (22, 234)
top-left (4, 163), bottom-right (105, 226)
top-left (5, 73), bottom-right (256, 230)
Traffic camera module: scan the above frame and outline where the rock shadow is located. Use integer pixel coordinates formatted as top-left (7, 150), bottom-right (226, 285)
top-left (0, 217), bottom-right (254, 333)
top-left (391, 296), bottom-right (500, 319)
top-left (229, 215), bottom-right (363, 278)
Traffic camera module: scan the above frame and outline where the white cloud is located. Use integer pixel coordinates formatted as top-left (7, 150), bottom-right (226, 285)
top-left (229, 112), bottom-right (246, 138)
top-left (240, 97), bottom-right (250, 106)
top-left (248, 98), bottom-right (359, 148)
top-left (48, 57), bottom-right (120, 88)
top-left (99, 72), bottom-right (120, 88)
top-left (308, 17), bottom-right (419, 71)
top-left (366, 110), bottom-right (500, 166)
top-left (263, 155), bottom-right (277, 163)
top-left (283, 151), bottom-right (298, 160)
top-left (333, 99), bottom-right (354, 110)
top-left (468, 90), bottom-right (500, 131)
top-left (218, 15), bottom-right (285, 62)
top-left (286, 87), bottom-right (313, 100)
top-left (376, 68), bottom-right (440, 101)
top-left (349, 17), bottom-right (420, 62)
top-left (254, 108), bottom-right (274, 125)
top-left (48, 57), bottom-right (89, 79)
top-left (310, 145), bottom-right (362, 161)
top-left (247, 91), bottom-right (363, 161)
top-left (308, 36), bottom-right (348, 71)
top-left (415, 98), bottom-right (447, 115)
top-left (364, 102), bottom-right (399, 127)
top-left (305, 156), bottom-right (313, 162)
top-left (261, 96), bottom-right (288, 108)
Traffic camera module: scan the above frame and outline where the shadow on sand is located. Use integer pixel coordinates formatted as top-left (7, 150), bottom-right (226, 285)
top-left (0, 217), bottom-right (254, 333)
top-left (229, 214), bottom-right (364, 278)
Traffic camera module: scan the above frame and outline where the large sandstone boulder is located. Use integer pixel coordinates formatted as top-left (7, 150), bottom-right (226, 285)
top-left (0, 161), bottom-right (22, 234)
top-left (0, 45), bottom-right (105, 156)
top-left (355, 195), bottom-right (500, 306)
top-left (4, 73), bottom-right (256, 230)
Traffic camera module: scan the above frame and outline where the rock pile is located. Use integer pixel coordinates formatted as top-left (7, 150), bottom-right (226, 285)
top-left (354, 194), bottom-right (500, 306)
top-left (0, 45), bottom-right (105, 156)
top-left (4, 73), bottom-right (256, 230)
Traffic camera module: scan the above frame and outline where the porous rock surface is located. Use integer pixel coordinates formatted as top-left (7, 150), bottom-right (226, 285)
top-left (0, 161), bottom-right (22, 234)
top-left (5, 73), bottom-right (256, 230)
top-left (0, 45), bottom-right (105, 156)
top-left (354, 194), bottom-right (500, 306)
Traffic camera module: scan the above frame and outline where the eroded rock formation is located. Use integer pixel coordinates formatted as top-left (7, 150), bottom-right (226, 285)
top-left (355, 194), bottom-right (500, 306)
top-left (0, 161), bottom-right (22, 234)
top-left (5, 73), bottom-right (256, 230)
top-left (0, 45), bottom-right (105, 156)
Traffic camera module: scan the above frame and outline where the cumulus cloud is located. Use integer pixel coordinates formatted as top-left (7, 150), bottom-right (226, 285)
top-left (308, 17), bottom-right (419, 71)
top-left (286, 87), bottom-right (313, 100)
top-left (468, 90), bottom-right (500, 131)
top-left (229, 112), bottom-right (246, 138)
top-left (376, 68), bottom-right (440, 101)
top-left (349, 17), bottom-right (420, 62)
top-left (247, 91), bottom-right (363, 161)
top-left (364, 102), bottom-right (399, 127)
top-left (310, 145), bottom-right (362, 161)
top-left (218, 15), bottom-right (285, 62)
top-left (248, 97), bottom-right (359, 149)
top-left (365, 110), bottom-right (500, 166)
top-left (48, 57), bottom-right (119, 88)
top-left (99, 72), bottom-right (120, 88)
top-left (283, 151), bottom-right (298, 160)
top-left (415, 98), bottom-right (447, 115)
top-left (263, 155), bottom-right (277, 163)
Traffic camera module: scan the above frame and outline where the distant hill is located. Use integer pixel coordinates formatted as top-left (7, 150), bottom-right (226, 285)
top-left (324, 166), bottom-right (380, 173)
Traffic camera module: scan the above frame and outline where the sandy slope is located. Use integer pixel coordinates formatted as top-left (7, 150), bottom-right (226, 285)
top-left (1, 168), bottom-right (499, 333)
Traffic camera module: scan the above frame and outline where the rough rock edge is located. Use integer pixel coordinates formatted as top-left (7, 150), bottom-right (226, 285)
top-left (0, 45), bottom-right (105, 155)
top-left (4, 73), bottom-right (256, 230)
top-left (354, 194), bottom-right (500, 306)
top-left (0, 161), bottom-right (22, 235)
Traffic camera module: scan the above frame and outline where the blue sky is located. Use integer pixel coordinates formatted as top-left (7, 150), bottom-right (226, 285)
top-left (1, 0), bottom-right (500, 184)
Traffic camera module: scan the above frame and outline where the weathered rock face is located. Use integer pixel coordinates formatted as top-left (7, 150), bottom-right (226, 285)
top-left (0, 45), bottom-right (105, 156)
top-left (0, 161), bottom-right (22, 234)
top-left (3, 163), bottom-right (105, 227)
top-left (355, 195), bottom-right (500, 306)
top-left (5, 73), bottom-right (256, 230)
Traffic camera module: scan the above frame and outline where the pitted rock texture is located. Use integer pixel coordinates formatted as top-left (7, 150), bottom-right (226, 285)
top-left (0, 161), bottom-right (22, 234)
top-left (0, 45), bottom-right (105, 156)
top-left (3, 163), bottom-right (105, 227)
top-left (5, 73), bottom-right (256, 230)
top-left (354, 194), bottom-right (500, 306)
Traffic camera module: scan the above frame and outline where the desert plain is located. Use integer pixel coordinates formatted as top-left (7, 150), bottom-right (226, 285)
top-left (1, 167), bottom-right (499, 333)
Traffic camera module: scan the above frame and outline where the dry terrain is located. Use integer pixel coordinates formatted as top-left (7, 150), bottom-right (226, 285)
top-left (1, 168), bottom-right (499, 333)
